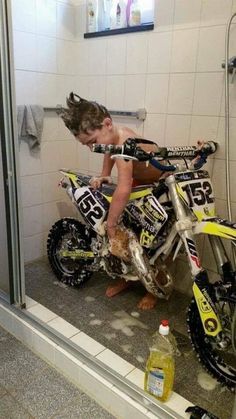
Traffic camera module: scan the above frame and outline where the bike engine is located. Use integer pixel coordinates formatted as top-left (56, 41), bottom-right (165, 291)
top-left (104, 254), bottom-right (129, 276)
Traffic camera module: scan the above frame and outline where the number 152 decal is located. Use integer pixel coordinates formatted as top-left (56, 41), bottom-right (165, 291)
top-left (182, 181), bottom-right (214, 208)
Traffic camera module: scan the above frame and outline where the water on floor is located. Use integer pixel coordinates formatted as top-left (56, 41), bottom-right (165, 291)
top-left (25, 258), bottom-right (234, 419)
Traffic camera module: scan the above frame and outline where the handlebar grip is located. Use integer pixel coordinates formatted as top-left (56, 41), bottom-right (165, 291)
top-left (201, 141), bottom-right (218, 156)
top-left (92, 144), bottom-right (123, 154)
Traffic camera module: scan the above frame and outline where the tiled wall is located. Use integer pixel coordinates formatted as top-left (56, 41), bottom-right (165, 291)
top-left (13, 0), bottom-right (236, 279)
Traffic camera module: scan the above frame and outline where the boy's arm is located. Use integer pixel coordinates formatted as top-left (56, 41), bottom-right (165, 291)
top-left (107, 159), bottom-right (133, 239)
top-left (90, 154), bottom-right (115, 189)
top-left (101, 154), bottom-right (115, 177)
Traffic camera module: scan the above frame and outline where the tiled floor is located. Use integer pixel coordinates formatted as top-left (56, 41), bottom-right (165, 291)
top-left (0, 324), bottom-right (115, 419)
top-left (25, 258), bottom-right (235, 419)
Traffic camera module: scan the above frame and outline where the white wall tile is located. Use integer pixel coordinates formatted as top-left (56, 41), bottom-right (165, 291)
top-left (57, 39), bottom-right (77, 75)
top-left (201, 0), bottom-right (233, 26)
top-left (197, 26), bottom-right (225, 72)
top-left (23, 205), bottom-right (43, 237)
top-left (106, 37), bottom-right (127, 75)
top-left (42, 172), bottom-right (64, 203)
top-left (88, 39), bottom-right (107, 76)
top-left (36, 0), bottom-right (57, 37)
top-left (173, 0), bottom-right (202, 29)
top-left (77, 142), bottom-right (90, 171)
top-left (41, 142), bottom-right (61, 172)
top-left (193, 73), bottom-right (224, 116)
top-left (11, 0), bottom-right (36, 32)
top-left (59, 140), bottom-right (77, 168)
top-left (89, 152), bottom-right (103, 175)
top-left (58, 115), bottom-right (76, 140)
top-left (14, 71), bottom-right (38, 105)
top-left (167, 73), bottom-right (195, 114)
top-left (165, 114), bottom-right (191, 146)
top-left (154, 0), bottom-right (175, 33)
top-left (106, 75), bottom-right (125, 110)
top-left (20, 174), bottom-right (43, 207)
top-left (145, 74), bottom-right (169, 113)
top-left (230, 160), bottom-right (236, 202)
top-left (23, 233), bottom-right (44, 262)
top-left (13, 32), bottom-right (37, 71)
top-left (171, 28), bottom-right (199, 73)
top-left (19, 142), bottom-right (42, 176)
top-left (126, 35), bottom-right (148, 74)
top-left (143, 114), bottom-right (166, 144)
top-left (36, 36), bottom-right (57, 73)
top-left (147, 31), bottom-right (172, 74)
top-left (43, 201), bottom-right (76, 232)
top-left (41, 115), bottom-right (59, 142)
top-left (75, 41), bottom-right (89, 75)
top-left (55, 75), bottom-right (76, 107)
top-left (75, 76), bottom-right (90, 99)
top-left (212, 159), bottom-right (226, 200)
top-left (215, 198), bottom-right (228, 219)
top-left (36, 73), bottom-right (58, 107)
top-left (88, 76), bottom-right (107, 104)
top-left (190, 116), bottom-right (219, 144)
top-left (56, 2), bottom-right (76, 40)
top-left (124, 75), bottom-right (146, 111)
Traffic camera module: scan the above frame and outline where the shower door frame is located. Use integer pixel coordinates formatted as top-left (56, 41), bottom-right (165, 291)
top-left (0, 0), bottom-right (25, 306)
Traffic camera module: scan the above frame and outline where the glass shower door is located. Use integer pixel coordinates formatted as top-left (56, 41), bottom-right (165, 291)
top-left (0, 138), bottom-right (10, 295)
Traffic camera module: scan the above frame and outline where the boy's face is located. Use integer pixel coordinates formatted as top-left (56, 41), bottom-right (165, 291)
top-left (76, 118), bottom-right (114, 149)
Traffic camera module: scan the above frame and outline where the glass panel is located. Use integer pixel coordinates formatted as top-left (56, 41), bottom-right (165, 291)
top-left (0, 136), bottom-right (10, 294)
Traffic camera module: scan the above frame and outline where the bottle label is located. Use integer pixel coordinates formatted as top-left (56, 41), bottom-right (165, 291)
top-left (147, 368), bottom-right (164, 397)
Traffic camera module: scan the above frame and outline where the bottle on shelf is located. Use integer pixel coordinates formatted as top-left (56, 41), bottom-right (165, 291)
top-left (128, 0), bottom-right (141, 27)
top-left (110, 0), bottom-right (127, 29)
top-left (144, 319), bottom-right (176, 402)
top-left (87, 0), bottom-right (98, 32)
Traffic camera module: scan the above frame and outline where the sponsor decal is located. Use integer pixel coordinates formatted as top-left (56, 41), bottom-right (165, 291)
top-left (186, 237), bottom-right (201, 268)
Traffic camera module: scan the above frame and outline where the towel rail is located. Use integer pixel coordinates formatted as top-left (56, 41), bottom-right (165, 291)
top-left (44, 105), bottom-right (147, 121)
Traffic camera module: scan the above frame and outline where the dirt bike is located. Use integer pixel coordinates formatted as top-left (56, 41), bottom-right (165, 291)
top-left (47, 138), bottom-right (236, 390)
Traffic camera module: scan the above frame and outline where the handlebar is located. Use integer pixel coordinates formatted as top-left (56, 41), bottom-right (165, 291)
top-left (92, 139), bottom-right (218, 171)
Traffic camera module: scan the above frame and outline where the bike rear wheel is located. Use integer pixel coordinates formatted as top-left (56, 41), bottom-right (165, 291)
top-left (47, 218), bottom-right (95, 286)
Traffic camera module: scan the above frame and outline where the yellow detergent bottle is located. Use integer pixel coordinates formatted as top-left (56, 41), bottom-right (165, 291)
top-left (144, 319), bottom-right (175, 402)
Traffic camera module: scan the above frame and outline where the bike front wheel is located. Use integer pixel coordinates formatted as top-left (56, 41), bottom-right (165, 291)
top-left (187, 298), bottom-right (236, 391)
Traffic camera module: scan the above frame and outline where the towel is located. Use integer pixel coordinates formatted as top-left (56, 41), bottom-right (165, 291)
top-left (17, 105), bottom-right (44, 151)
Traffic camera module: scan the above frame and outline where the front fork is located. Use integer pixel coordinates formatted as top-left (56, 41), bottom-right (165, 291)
top-left (166, 175), bottom-right (223, 337)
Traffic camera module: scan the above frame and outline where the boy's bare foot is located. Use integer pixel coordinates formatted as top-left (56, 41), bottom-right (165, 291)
top-left (137, 292), bottom-right (157, 310)
top-left (105, 278), bottom-right (130, 298)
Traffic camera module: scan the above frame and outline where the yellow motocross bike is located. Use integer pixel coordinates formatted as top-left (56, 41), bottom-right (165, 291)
top-left (47, 139), bottom-right (236, 389)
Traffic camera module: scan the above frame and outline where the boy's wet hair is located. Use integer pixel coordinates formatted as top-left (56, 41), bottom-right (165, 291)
top-left (60, 92), bottom-right (111, 136)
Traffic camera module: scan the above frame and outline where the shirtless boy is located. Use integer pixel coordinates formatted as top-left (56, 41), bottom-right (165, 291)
top-left (61, 92), bottom-right (167, 310)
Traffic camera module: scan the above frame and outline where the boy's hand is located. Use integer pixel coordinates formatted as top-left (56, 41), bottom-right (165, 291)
top-left (89, 176), bottom-right (112, 189)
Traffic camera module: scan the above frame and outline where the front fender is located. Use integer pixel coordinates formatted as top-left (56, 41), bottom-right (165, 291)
top-left (193, 217), bottom-right (236, 240)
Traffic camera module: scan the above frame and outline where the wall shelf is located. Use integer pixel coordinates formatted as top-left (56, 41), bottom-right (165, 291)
top-left (84, 23), bottom-right (154, 39)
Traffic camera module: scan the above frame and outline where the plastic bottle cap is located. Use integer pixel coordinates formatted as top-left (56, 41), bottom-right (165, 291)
top-left (159, 319), bottom-right (170, 335)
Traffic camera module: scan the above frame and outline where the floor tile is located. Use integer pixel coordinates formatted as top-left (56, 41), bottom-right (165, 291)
top-left (0, 393), bottom-right (31, 419)
top-left (47, 316), bottom-right (79, 338)
top-left (96, 348), bottom-right (135, 377)
top-left (70, 331), bottom-right (105, 356)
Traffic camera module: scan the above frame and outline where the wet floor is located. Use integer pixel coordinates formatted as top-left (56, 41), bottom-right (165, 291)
top-left (25, 258), bottom-right (234, 419)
